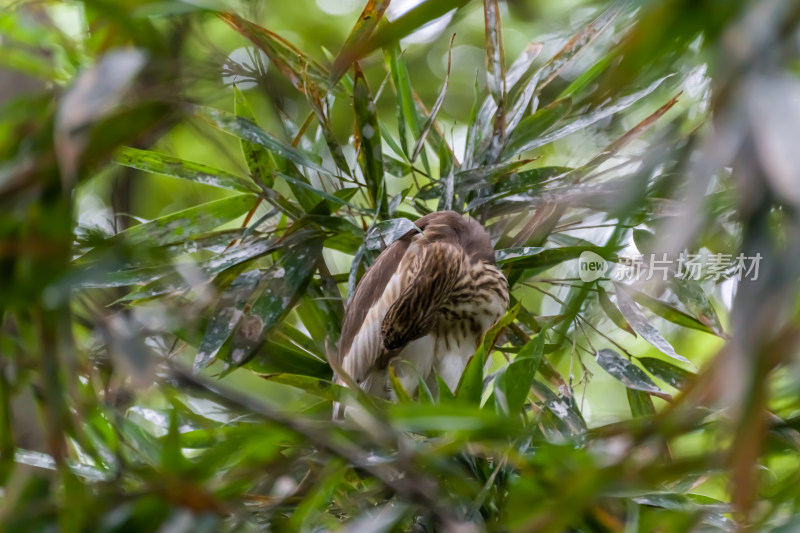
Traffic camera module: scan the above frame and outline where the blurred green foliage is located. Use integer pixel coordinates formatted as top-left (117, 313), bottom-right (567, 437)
top-left (2, 0), bottom-right (800, 531)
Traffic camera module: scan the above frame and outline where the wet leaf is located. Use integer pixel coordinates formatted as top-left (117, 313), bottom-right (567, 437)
top-left (226, 238), bottom-right (322, 370)
top-left (596, 348), bottom-right (665, 396)
top-left (671, 277), bottom-right (725, 337)
top-left (196, 106), bottom-right (330, 175)
top-left (194, 270), bottom-right (263, 372)
top-left (613, 283), bottom-right (692, 366)
top-left (116, 195), bottom-right (258, 247)
top-left (114, 147), bottom-right (259, 193)
top-left (233, 86), bottom-right (275, 188)
top-left (639, 357), bottom-right (694, 389)
top-left (628, 287), bottom-right (716, 335)
top-left (365, 217), bottom-right (418, 250)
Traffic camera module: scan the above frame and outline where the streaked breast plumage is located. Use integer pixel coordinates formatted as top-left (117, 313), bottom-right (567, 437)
top-left (333, 211), bottom-right (509, 415)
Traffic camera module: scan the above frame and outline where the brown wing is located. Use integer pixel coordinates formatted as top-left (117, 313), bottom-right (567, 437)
top-left (381, 241), bottom-right (465, 352)
top-left (336, 235), bottom-right (412, 372)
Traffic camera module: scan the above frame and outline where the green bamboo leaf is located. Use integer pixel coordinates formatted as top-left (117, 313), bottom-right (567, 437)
top-left (495, 342), bottom-right (540, 416)
top-left (388, 366), bottom-right (413, 403)
top-left (558, 49), bottom-right (615, 100)
top-left (353, 64), bottom-right (387, 216)
top-left (117, 195), bottom-right (258, 247)
top-left (115, 236), bottom-right (279, 301)
top-left (355, 0), bottom-right (470, 62)
top-left (496, 246), bottom-right (612, 272)
top-left (365, 217), bottom-right (418, 250)
top-left (226, 238), bottom-right (322, 370)
top-left (411, 34), bottom-right (455, 163)
top-left (504, 75), bottom-right (670, 157)
top-left (289, 461), bottom-right (347, 531)
top-left (114, 147), bottom-right (259, 193)
top-left (503, 97), bottom-right (572, 157)
top-left (218, 12), bottom-right (329, 91)
top-left (248, 337), bottom-right (332, 379)
top-left (535, 4), bottom-right (621, 93)
top-left (598, 286), bottom-right (636, 337)
top-left (483, 0), bottom-right (507, 163)
top-left (464, 166), bottom-right (571, 211)
top-left (596, 348), bottom-right (665, 396)
top-left (469, 41), bottom-right (543, 165)
top-left (627, 287), bottom-right (715, 335)
top-left (384, 45), bottom-right (431, 175)
top-left (276, 172), bottom-right (363, 212)
top-left (303, 69), bottom-right (352, 177)
top-left (455, 347), bottom-right (485, 406)
top-left (639, 357), bottom-right (694, 389)
top-left (233, 86), bottom-right (275, 188)
top-left (196, 106), bottom-right (330, 175)
top-left (416, 158), bottom-right (535, 201)
top-left (389, 403), bottom-right (521, 435)
top-left (194, 270), bottom-right (263, 372)
top-left (480, 303), bottom-right (517, 353)
top-left (613, 283), bottom-right (693, 366)
top-left (670, 277), bottom-right (726, 337)
top-left (632, 228), bottom-right (656, 254)
top-left (627, 389), bottom-right (656, 418)
top-left (531, 380), bottom-right (586, 437)
top-left (331, 0), bottom-right (391, 82)
top-left (259, 374), bottom-right (348, 404)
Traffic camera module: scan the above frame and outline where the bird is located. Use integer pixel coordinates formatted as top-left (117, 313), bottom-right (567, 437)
top-left (333, 211), bottom-right (509, 415)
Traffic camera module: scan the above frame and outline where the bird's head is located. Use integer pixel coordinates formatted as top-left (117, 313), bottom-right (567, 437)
top-left (414, 211), bottom-right (495, 265)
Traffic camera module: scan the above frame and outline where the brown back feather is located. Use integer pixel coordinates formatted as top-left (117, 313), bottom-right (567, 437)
top-left (336, 234), bottom-right (411, 366)
top-left (336, 211), bottom-right (496, 366)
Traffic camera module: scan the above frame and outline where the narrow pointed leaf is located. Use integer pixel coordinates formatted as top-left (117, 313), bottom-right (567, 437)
top-left (614, 283), bottom-right (692, 365)
top-left (354, 64), bottom-right (387, 216)
top-left (226, 239), bottom-right (323, 369)
top-left (671, 277), bottom-right (725, 337)
top-left (388, 366), bottom-right (413, 403)
top-left (114, 147), bottom-right (259, 193)
top-left (259, 374), bottom-right (349, 404)
top-left (116, 195), bottom-right (258, 247)
top-left (411, 34), bottom-right (455, 163)
top-left (596, 348), bottom-right (666, 396)
top-left (627, 389), bottom-right (656, 418)
top-left (218, 12), bottom-right (329, 91)
top-left (628, 287), bottom-right (715, 335)
top-left (331, 0), bottom-right (391, 82)
top-left (196, 106), bottom-right (330, 175)
top-left (598, 286), bottom-right (636, 337)
top-left (455, 347), bottom-right (485, 406)
top-left (639, 357), bottom-right (694, 389)
top-left (234, 86), bottom-right (275, 188)
top-left (194, 270), bottom-right (263, 372)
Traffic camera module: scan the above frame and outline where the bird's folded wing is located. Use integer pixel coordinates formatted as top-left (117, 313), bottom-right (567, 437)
top-left (336, 238), bottom-right (416, 384)
top-left (381, 241), bottom-right (466, 354)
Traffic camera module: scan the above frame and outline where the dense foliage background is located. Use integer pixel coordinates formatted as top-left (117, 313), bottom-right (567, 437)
top-left (2, 0), bottom-right (800, 531)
